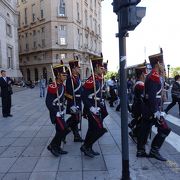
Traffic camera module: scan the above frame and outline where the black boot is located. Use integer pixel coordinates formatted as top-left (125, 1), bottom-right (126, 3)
top-left (149, 133), bottom-right (169, 161)
top-left (47, 145), bottom-right (60, 157)
top-left (136, 150), bottom-right (148, 157)
top-left (57, 147), bottom-right (68, 155)
top-left (73, 126), bottom-right (84, 142)
top-left (149, 149), bottom-right (167, 161)
top-left (129, 131), bottom-right (137, 144)
top-left (80, 145), bottom-right (94, 158)
top-left (88, 128), bottom-right (107, 156)
top-left (89, 148), bottom-right (100, 156)
top-left (74, 134), bottom-right (84, 142)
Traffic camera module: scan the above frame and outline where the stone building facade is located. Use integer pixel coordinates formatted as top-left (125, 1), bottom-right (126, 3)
top-left (0, 0), bottom-right (22, 78)
top-left (18, 0), bottom-right (103, 82)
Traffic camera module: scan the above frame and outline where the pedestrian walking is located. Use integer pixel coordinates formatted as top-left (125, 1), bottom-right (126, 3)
top-left (0, 70), bottom-right (14, 117)
top-left (137, 52), bottom-right (171, 161)
top-left (39, 75), bottom-right (46, 97)
top-left (65, 59), bottom-right (83, 142)
top-left (46, 64), bottom-right (69, 157)
top-left (107, 76), bottom-right (117, 107)
top-left (80, 57), bottom-right (108, 158)
top-left (165, 74), bottom-right (180, 116)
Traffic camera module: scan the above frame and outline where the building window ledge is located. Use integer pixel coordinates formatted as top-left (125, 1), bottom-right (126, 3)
top-left (57, 15), bottom-right (68, 19)
top-left (31, 21), bottom-right (37, 26)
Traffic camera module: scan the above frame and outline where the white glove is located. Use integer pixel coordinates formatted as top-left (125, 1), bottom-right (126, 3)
top-left (154, 111), bottom-right (161, 119)
top-left (160, 112), bottom-right (166, 117)
top-left (100, 99), bottom-right (105, 107)
top-left (56, 111), bottom-right (64, 117)
top-left (70, 105), bottom-right (79, 114)
top-left (90, 106), bottom-right (100, 115)
top-left (154, 111), bottom-right (165, 120)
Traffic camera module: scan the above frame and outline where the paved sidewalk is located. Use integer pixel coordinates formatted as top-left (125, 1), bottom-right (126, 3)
top-left (0, 88), bottom-right (179, 180)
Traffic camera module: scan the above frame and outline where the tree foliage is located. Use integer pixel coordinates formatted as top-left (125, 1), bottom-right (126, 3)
top-left (104, 71), bottom-right (118, 80)
top-left (170, 67), bottom-right (180, 78)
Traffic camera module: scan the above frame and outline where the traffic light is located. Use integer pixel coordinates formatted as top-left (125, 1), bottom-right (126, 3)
top-left (112, 0), bottom-right (146, 31)
top-left (113, 0), bottom-right (141, 14)
top-left (121, 5), bottom-right (146, 31)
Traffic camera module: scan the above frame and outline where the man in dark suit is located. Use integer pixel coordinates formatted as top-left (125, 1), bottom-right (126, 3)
top-left (0, 70), bottom-right (13, 117)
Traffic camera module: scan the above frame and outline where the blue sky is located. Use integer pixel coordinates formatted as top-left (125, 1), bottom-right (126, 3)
top-left (102, 0), bottom-right (180, 71)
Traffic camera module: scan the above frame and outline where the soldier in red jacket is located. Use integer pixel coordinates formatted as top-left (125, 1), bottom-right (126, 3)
top-left (137, 52), bottom-right (171, 161)
top-left (80, 57), bottom-right (108, 158)
top-left (65, 59), bottom-right (83, 142)
top-left (46, 64), bottom-right (69, 157)
top-left (129, 65), bottom-right (147, 143)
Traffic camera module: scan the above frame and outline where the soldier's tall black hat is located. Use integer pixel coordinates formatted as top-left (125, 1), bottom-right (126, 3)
top-left (91, 57), bottom-right (103, 69)
top-left (135, 65), bottom-right (147, 78)
top-left (53, 60), bottom-right (68, 77)
top-left (149, 49), bottom-right (164, 67)
top-left (69, 59), bottom-right (80, 69)
top-left (103, 60), bottom-right (108, 70)
top-left (91, 53), bottom-right (103, 69)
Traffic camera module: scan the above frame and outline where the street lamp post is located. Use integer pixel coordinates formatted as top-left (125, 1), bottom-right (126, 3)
top-left (167, 64), bottom-right (170, 84)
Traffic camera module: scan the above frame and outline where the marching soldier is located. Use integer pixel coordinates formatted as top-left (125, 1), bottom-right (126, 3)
top-left (80, 57), bottom-right (108, 158)
top-left (128, 64), bottom-right (147, 143)
top-left (65, 59), bottom-right (84, 142)
top-left (46, 64), bottom-right (69, 157)
top-left (137, 51), bottom-right (171, 161)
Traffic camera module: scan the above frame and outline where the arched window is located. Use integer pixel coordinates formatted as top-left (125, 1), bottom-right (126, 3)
top-left (34, 68), bottom-right (38, 82)
top-left (27, 68), bottom-right (30, 81)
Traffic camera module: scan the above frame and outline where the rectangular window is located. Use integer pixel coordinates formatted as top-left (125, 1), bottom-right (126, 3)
top-left (7, 46), bottom-right (13, 69)
top-left (58, 25), bottom-right (67, 45)
top-left (33, 30), bottom-right (36, 36)
top-left (60, 53), bottom-right (66, 59)
top-left (40, 0), bottom-right (44, 19)
top-left (41, 27), bottom-right (45, 33)
top-left (90, 0), bottom-right (92, 9)
top-left (77, 29), bottom-right (80, 48)
top-left (32, 4), bottom-right (36, 22)
top-left (94, 19), bottom-right (97, 33)
top-left (90, 15), bottom-right (92, 29)
top-left (77, 2), bottom-right (80, 21)
top-left (33, 41), bottom-right (36, 48)
top-left (24, 8), bottom-right (28, 25)
top-left (6, 24), bottom-right (12, 37)
top-left (25, 43), bottom-right (29, 51)
top-left (85, 10), bottom-right (88, 26)
top-left (58, 0), bottom-right (65, 16)
top-left (18, 13), bottom-right (21, 27)
top-left (42, 39), bottom-right (45, 47)
top-left (98, 24), bottom-right (101, 35)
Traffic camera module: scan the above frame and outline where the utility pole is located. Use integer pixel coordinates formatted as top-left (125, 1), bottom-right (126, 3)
top-left (112, 1), bottom-right (146, 179)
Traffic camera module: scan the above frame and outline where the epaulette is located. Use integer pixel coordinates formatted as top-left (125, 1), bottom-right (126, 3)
top-left (47, 82), bottom-right (57, 94)
top-left (83, 76), bottom-right (94, 89)
top-left (149, 70), bottom-right (160, 83)
top-left (135, 82), bottom-right (144, 90)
